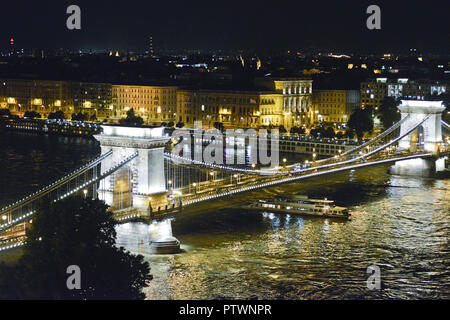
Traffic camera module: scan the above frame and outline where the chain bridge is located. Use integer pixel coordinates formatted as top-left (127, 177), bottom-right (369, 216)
top-left (1, 100), bottom-right (449, 251)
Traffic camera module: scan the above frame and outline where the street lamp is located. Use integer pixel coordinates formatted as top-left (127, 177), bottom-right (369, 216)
top-left (83, 189), bottom-right (88, 198)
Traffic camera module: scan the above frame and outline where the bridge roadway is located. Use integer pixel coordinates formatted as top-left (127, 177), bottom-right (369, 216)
top-left (152, 150), bottom-right (443, 220)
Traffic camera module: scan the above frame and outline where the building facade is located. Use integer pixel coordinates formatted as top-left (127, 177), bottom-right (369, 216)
top-left (312, 89), bottom-right (360, 124)
top-left (0, 79), bottom-right (73, 118)
top-left (177, 89), bottom-right (270, 129)
top-left (112, 85), bottom-right (177, 125)
top-left (71, 82), bottom-right (113, 120)
top-left (255, 78), bottom-right (313, 128)
top-left (0, 79), bottom-right (113, 120)
top-left (1, 77), bottom-right (315, 130)
top-left (360, 78), bottom-right (448, 110)
top-left (176, 78), bottom-right (313, 130)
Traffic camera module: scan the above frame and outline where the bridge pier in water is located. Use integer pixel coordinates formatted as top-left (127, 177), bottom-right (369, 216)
top-left (390, 100), bottom-right (447, 177)
top-left (390, 157), bottom-right (446, 177)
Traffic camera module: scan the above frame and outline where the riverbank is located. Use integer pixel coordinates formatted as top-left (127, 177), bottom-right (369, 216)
top-left (1, 117), bottom-right (101, 137)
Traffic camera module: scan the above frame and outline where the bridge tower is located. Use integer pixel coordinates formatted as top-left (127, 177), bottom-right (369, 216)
top-left (397, 100), bottom-right (445, 152)
top-left (94, 125), bottom-right (170, 215)
top-left (391, 100), bottom-right (446, 177)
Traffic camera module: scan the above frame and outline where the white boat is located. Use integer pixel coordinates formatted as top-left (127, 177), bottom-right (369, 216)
top-left (243, 195), bottom-right (350, 219)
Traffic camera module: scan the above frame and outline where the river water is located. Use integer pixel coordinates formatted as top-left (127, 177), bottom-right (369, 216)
top-left (0, 132), bottom-right (449, 299)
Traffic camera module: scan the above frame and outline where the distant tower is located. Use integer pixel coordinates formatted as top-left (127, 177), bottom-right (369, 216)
top-left (149, 36), bottom-right (153, 55)
top-left (256, 57), bottom-right (261, 70)
top-left (9, 38), bottom-right (14, 56)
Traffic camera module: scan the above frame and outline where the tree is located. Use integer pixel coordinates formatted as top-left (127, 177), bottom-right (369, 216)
top-left (176, 122), bottom-right (185, 128)
top-left (290, 126), bottom-right (305, 135)
top-left (24, 111), bottom-right (41, 119)
top-left (377, 97), bottom-right (400, 129)
top-left (278, 125), bottom-right (287, 134)
top-left (72, 112), bottom-right (87, 122)
top-left (213, 122), bottom-right (224, 131)
top-left (0, 109), bottom-right (11, 117)
top-left (119, 109), bottom-right (143, 127)
top-left (48, 110), bottom-right (65, 120)
top-left (309, 127), bottom-right (319, 138)
top-left (322, 126), bottom-right (335, 138)
top-left (0, 196), bottom-right (151, 299)
top-left (345, 128), bottom-right (355, 139)
top-left (166, 121), bottom-right (174, 128)
top-left (347, 108), bottom-right (373, 140)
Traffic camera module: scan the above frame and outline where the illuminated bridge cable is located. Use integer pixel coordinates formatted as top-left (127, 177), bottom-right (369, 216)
top-left (442, 120), bottom-right (450, 129)
top-left (183, 152), bottom-right (432, 207)
top-left (337, 115), bottom-right (410, 158)
top-left (355, 116), bottom-right (429, 159)
top-left (307, 117), bottom-right (408, 168)
top-left (0, 151), bottom-right (135, 234)
top-left (289, 116), bottom-right (430, 174)
top-left (57, 152), bottom-right (139, 201)
top-left (164, 152), bottom-right (285, 175)
top-left (0, 150), bottom-right (113, 216)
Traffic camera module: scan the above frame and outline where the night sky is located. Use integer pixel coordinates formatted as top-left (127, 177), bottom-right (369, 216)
top-left (1, 0), bottom-right (449, 52)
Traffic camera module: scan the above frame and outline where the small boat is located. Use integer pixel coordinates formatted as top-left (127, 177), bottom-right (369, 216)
top-left (243, 195), bottom-right (350, 219)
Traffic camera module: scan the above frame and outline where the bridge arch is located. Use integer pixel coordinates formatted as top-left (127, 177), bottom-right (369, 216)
top-left (113, 166), bottom-right (133, 210)
top-left (94, 125), bottom-right (170, 215)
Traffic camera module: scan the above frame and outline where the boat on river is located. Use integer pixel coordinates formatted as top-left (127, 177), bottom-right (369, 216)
top-left (243, 195), bottom-right (350, 219)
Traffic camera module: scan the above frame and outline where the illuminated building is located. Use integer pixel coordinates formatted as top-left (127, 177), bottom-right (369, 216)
top-left (176, 89), bottom-right (265, 129)
top-left (0, 79), bottom-right (73, 118)
top-left (0, 79), bottom-right (112, 120)
top-left (255, 78), bottom-right (313, 128)
top-left (1, 77), bottom-right (315, 129)
top-left (312, 90), bottom-right (360, 124)
top-left (360, 78), bottom-right (448, 111)
top-left (71, 82), bottom-right (112, 120)
top-left (176, 78), bottom-right (313, 130)
top-left (112, 85), bottom-right (177, 125)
